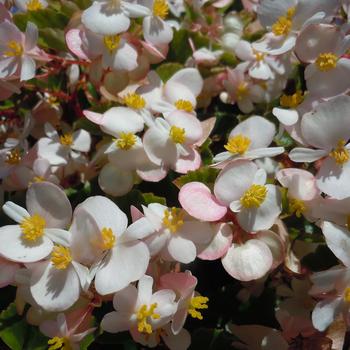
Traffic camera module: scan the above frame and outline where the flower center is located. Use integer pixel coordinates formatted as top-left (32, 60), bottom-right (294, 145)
top-left (5, 149), bottom-right (21, 165)
top-left (289, 198), bottom-right (306, 218)
top-left (20, 214), bottom-right (46, 241)
top-left (162, 207), bottom-right (184, 233)
top-left (315, 52), bottom-right (338, 72)
top-left (33, 176), bottom-right (45, 183)
top-left (59, 133), bottom-right (73, 146)
top-left (115, 132), bottom-right (137, 150)
top-left (4, 41), bottom-right (23, 57)
top-left (344, 288), bottom-right (350, 303)
top-left (153, 0), bottom-right (169, 19)
top-left (48, 336), bottom-right (72, 350)
top-left (169, 126), bottom-right (185, 144)
top-left (254, 51), bottom-right (265, 62)
top-left (188, 296), bottom-right (209, 320)
top-left (103, 35), bottom-right (121, 53)
top-left (280, 91), bottom-right (304, 108)
top-left (101, 227), bottom-right (116, 250)
top-left (136, 303), bottom-right (160, 334)
top-left (26, 0), bottom-right (43, 11)
top-left (240, 184), bottom-right (268, 209)
top-left (236, 82), bottom-right (249, 101)
top-left (224, 134), bottom-right (251, 155)
top-left (51, 246), bottom-right (72, 270)
top-left (330, 139), bottom-right (349, 166)
top-left (124, 93), bottom-right (146, 110)
top-left (271, 7), bottom-right (295, 36)
top-left (174, 99), bottom-right (194, 113)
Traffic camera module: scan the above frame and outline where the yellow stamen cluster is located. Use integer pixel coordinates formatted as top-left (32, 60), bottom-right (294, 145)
top-left (289, 198), bottom-right (306, 218)
top-left (224, 134), bottom-right (251, 155)
top-left (344, 287), bottom-right (350, 303)
top-left (162, 207), bottom-right (184, 233)
top-left (5, 149), bottom-right (21, 165)
top-left (254, 51), bottom-right (265, 62)
top-left (20, 214), bottom-right (46, 241)
top-left (101, 227), bottom-right (116, 250)
top-left (103, 35), bottom-right (121, 53)
top-left (236, 82), bottom-right (249, 101)
top-left (59, 133), bottom-right (73, 146)
top-left (315, 53), bottom-right (338, 72)
top-left (4, 41), bottom-right (23, 57)
top-left (240, 184), bottom-right (268, 209)
top-left (280, 91), bottom-right (304, 108)
top-left (136, 303), bottom-right (160, 334)
top-left (169, 126), bottom-right (185, 144)
top-left (174, 99), bottom-right (194, 113)
top-left (26, 0), bottom-right (43, 11)
top-left (51, 246), bottom-right (72, 270)
top-left (271, 7), bottom-right (296, 36)
top-left (124, 93), bottom-right (146, 110)
top-left (48, 336), bottom-right (72, 350)
top-left (330, 139), bottom-right (350, 166)
top-left (115, 132), bottom-right (137, 150)
top-left (188, 296), bottom-right (209, 320)
top-left (153, 0), bottom-right (169, 19)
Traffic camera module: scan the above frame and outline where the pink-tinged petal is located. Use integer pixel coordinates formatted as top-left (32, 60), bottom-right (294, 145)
top-left (0, 20), bottom-right (22, 43)
top-left (98, 163), bottom-right (134, 197)
top-left (101, 311), bottom-right (133, 333)
top-left (82, 2), bottom-right (130, 36)
top-left (256, 230), bottom-right (284, 269)
top-left (289, 148), bottom-right (327, 163)
top-left (272, 108), bottom-right (298, 126)
top-left (301, 96), bottom-right (350, 150)
top-left (95, 241), bottom-right (149, 295)
top-left (159, 271), bottom-right (196, 297)
top-left (316, 158), bottom-right (350, 199)
top-left (131, 205), bottom-right (144, 222)
top-left (24, 22), bottom-right (38, 51)
top-left (179, 182), bottom-right (227, 222)
top-left (20, 55), bottom-right (36, 81)
top-left (113, 284), bottom-right (138, 312)
top-left (143, 16), bottom-right (173, 46)
top-left (237, 185), bottom-right (281, 232)
top-left (30, 262), bottom-right (80, 312)
top-left (0, 258), bottom-right (19, 287)
top-left (214, 160), bottom-right (257, 206)
top-left (101, 107), bottom-right (144, 137)
top-left (66, 29), bottom-right (89, 61)
top-left (198, 223), bottom-right (233, 260)
top-left (252, 33), bottom-right (296, 55)
top-left (83, 110), bottom-right (104, 125)
top-left (306, 59), bottom-right (350, 98)
top-left (0, 225), bottom-right (53, 262)
top-left (245, 147), bottom-right (284, 160)
top-left (312, 297), bottom-right (344, 332)
top-left (222, 239), bottom-right (273, 281)
top-left (322, 221), bottom-right (350, 267)
top-left (72, 129), bottom-right (91, 152)
top-left (137, 163), bottom-right (168, 182)
top-left (26, 182), bottom-right (72, 229)
top-left (166, 235), bottom-right (197, 264)
top-left (195, 117), bottom-right (216, 147)
top-left (174, 147), bottom-right (201, 174)
top-left (168, 68), bottom-right (203, 97)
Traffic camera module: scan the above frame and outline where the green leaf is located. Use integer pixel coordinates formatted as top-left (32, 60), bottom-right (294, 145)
top-left (200, 139), bottom-right (214, 166)
top-left (156, 62), bottom-right (183, 82)
top-left (25, 327), bottom-right (49, 350)
top-left (39, 28), bottom-right (67, 52)
top-left (173, 167), bottom-right (219, 189)
top-left (167, 29), bottom-right (192, 64)
top-left (142, 193), bottom-right (166, 205)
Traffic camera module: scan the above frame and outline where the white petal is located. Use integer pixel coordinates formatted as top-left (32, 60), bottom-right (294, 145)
top-left (44, 228), bottom-right (71, 247)
top-left (24, 21), bottom-right (38, 51)
top-left (289, 148), bottom-right (327, 162)
top-left (72, 129), bottom-right (91, 152)
top-left (20, 55), bottom-right (36, 81)
top-left (2, 201), bottom-right (29, 223)
top-left (166, 236), bottom-right (196, 264)
top-left (272, 107), bottom-right (298, 126)
top-left (312, 297), bottom-right (344, 332)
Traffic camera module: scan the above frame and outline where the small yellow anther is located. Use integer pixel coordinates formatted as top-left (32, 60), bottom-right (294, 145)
top-left (240, 184), bottom-right (268, 209)
top-left (20, 214), bottom-right (46, 241)
top-left (224, 134), bottom-right (251, 155)
top-left (169, 126), bottom-right (186, 144)
top-left (51, 246), bottom-right (72, 270)
top-left (153, 0), bottom-right (169, 19)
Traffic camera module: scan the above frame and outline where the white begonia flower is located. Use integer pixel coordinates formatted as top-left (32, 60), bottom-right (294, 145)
top-left (0, 20), bottom-right (41, 81)
top-left (139, 0), bottom-right (174, 46)
top-left (214, 160), bottom-right (282, 232)
top-left (140, 203), bottom-right (214, 264)
top-left (28, 237), bottom-right (91, 312)
top-left (82, 0), bottom-right (149, 36)
top-left (234, 40), bottom-right (286, 80)
top-left (137, 68), bottom-right (203, 116)
top-left (0, 182), bottom-right (72, 263)
top-left (220, 66), bottom-right (265, 114)
top-left (289, 95), bottom-right (350, 200)
top-left (295, 24), bottom-right (350, 99)
top-left (253, 0), bottom-right (339, 55)
top-left (37, 123), bottom-right (91, 166)
top-left (143, 113), bottom-right (203, 172)
top-left (70, 196), bottom-right (150, 295)
top-left (101, 275), bottom-right (177, 336)
top-left (14, 0), bottom-right (48, 12)
top-left (213, 116), bottom-right (284, 166)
